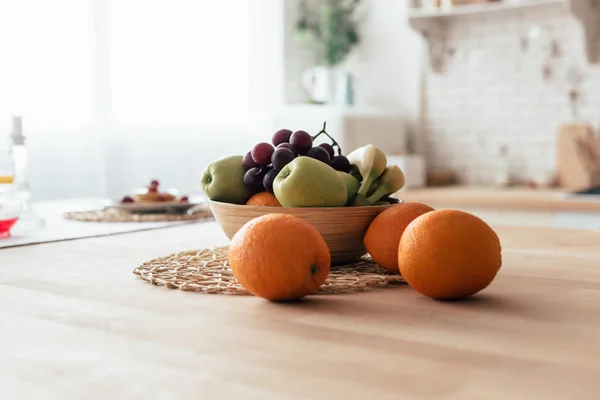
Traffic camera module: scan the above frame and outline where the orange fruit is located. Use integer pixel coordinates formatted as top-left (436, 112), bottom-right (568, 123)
top-left (246, 192), bottom-right (282, 207)
top-left (228, 213), bottom-right (330, 301)
top-left (364, 203), bottom-right (435, 273)
top-left (398, 210), bottom-right (502, 300)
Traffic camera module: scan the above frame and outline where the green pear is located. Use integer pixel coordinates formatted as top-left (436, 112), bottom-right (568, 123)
top-left (201, 155), bottom-right (251, 204)
top-left (274, 157), bottom-right (347, 207)
top-left (347, 144), bottom-right (387, 197)
top-left (348, 164), bottom-right (382, 197)
top-left (337, 171), bottom-right (360, 205)
top-left (366, 165), bottom-right (406, 204)
top-left (349, 164), bottom-right (362, 181)
top-left (366, 178), bottom-right (379, 197)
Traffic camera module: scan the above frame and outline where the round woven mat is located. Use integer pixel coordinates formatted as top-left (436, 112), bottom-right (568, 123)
top-left (133, 246), bottom-right (406, 295)
top-left (64, 208), bottom-right (213, 223)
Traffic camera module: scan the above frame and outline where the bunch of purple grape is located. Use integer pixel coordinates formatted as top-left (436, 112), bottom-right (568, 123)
top-left (242, 128), bottom-right (352, 194)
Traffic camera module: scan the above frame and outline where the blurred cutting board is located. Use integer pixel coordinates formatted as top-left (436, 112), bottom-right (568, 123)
top-left (557, 122), bottom-right (600, 191)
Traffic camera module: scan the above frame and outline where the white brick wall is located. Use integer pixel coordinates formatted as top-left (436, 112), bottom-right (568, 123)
top-left (424, 3), bottom-right (597, 184)
top-left (283, 2), bottom-right (599, 185)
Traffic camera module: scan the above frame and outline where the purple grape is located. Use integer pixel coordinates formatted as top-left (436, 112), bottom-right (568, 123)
top-left (330, 155), bottom-right (351, 173)
top-left (272, 129), bottom-right (293, 146)
top-left (263, 169), bottom-right (279, 194)
top-left (243, 151), bottom-right (258, 171)
top-left (289, 130), bottom-right (313, 154)
top-left (243, 167), bottom-right (267, 193)
top-left (305, 147), bottom-right (331, 164)
top-left (271, 148), bottom-right (296, 170)
top-left (277, 142), bottom-right (299, 156)
top-left (318, 143), bottom-right (335, 159)
top-left (251, 142), bottom-right (274, 165)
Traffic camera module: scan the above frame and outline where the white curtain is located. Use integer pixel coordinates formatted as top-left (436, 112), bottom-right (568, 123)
top-left (0, 0), bottom-right (284, 200)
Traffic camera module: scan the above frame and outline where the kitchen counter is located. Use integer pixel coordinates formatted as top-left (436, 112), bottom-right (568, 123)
top-left (397, 186), bottom-right (600, 231)
top-left (2, 221), bottom-right (600, 399)
top-left (398, 186), bottom-right (600, 213)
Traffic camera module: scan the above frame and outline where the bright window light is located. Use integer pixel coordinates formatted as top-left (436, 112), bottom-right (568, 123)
top-left (0, 0), bottom-right (95, 129)
top-left (107, 0), bottom-right (252, 128)
top-left (0, 0), bottom-right (253, 130)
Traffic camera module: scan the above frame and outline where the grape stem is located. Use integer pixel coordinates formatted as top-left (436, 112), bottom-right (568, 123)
top-left (311, 121), bottom-right (343, 155)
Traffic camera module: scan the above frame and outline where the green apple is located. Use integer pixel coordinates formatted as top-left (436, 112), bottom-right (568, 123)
top-left (274, 157), bottom-right (347, 207)
top-left (201, 155), bottom-right (251, 204)
top-left (337, 171), bottom-right (360, 205)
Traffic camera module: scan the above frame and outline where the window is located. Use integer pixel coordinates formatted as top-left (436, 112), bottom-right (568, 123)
top-left (0, 0), bottom-right (254, 130)
top-left (0, 0), bottom-right (95, 129)
top-left (107, 0), bottom-right (252, 128)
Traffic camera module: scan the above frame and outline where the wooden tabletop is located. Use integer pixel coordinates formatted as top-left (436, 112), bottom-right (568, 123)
top-left (2, 221), bottom-right (600, 399)
top-left (398, 186), bottom-right (600, 213)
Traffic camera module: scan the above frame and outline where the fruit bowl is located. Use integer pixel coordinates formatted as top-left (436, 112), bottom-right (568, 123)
top-left (209, 198), bottom-right (402, 265)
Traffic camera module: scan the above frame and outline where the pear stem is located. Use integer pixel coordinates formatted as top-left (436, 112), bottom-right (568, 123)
top-left (311, 121), bottom-right (343, 155)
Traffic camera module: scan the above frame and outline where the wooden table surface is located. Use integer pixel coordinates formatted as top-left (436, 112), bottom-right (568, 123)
top-left (398, 186), bottom-right (600, 213)
top-left (2, 220), bottom-right (600, 399)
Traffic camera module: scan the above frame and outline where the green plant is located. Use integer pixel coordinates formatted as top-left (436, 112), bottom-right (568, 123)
top-left (295, 0), bottom-right (361, 66)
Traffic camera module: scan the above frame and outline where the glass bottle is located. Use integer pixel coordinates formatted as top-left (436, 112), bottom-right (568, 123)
top-left (9, 116), bottom-right (45, 233)
top-left (0, 147), bottom-right (21, 238)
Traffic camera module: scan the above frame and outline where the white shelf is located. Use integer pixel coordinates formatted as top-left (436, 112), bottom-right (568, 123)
top-left (408, 0), bottom-right (600, 72)
top-left (408, 0), bottom-right (566, 20)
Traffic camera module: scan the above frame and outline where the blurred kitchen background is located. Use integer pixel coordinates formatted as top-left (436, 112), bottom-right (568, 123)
top-left (2, 0), bottom-right (600, 229)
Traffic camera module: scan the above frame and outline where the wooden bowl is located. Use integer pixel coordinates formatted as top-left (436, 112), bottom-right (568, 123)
top-left (209, 198), bottom-right (402, 265)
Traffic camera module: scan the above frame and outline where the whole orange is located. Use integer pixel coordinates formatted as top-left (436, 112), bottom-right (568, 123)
top-left (364, 203), bottom-right (435, 273)
top-left (246, 192), bottom-right (282, 207)
top-left (228, 213), bottom-right (330, 301)
top-left (398, 210), bottom-right (502, 300)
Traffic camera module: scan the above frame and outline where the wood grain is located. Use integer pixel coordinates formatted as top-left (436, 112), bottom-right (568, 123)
top-left (398, 186), bottom-right (600, 213)
top-left (209, 200), bottom-right (398, 265)
top-left (1, 221), bottom-right (600, 399)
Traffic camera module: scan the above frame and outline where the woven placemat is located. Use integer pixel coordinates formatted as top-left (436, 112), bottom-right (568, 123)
top-left (133, 246), bottom-right (406, 295)
top-left (64, 208), bottom-right (213, 223)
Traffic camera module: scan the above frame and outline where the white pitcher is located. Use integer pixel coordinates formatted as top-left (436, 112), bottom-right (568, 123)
top-left (302, 66), bottom-right (336, 104)
top-left (302, 66), bottom-right (353, 105)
